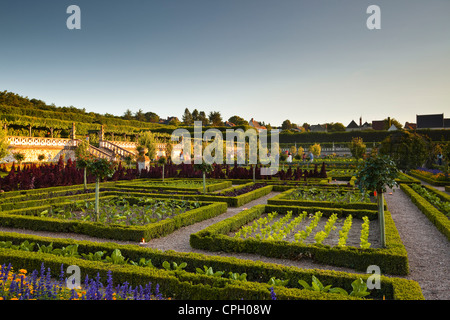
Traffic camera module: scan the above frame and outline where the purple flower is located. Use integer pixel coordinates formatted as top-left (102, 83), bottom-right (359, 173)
top-left (270, 287), bottom-right (277, 300)
top-left (104, 270), bottom-right (114, 300)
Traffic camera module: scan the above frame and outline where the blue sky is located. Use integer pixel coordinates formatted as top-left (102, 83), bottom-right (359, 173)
top-left (0, 0), bottom-right (449, 127)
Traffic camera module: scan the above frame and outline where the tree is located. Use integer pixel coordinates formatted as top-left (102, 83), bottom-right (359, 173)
top-left (192, 109), bottom-right (199, 121)
top-left (379, 131), bottom-right (429, 171)
top-left (208, 111), bottom-right (223, 126)
top-left (0, 121), bottom-right (9, 160)
top-left (12, 152), bottom-right (25, 164)
top-left (122, 109), bottom-right (134, 120)
top-left (137, 131), bottom-right (157, 160)
top-left (158, 156), bottom-right (167, 182)
top-left (228, 116), bottom-right (248, 126)
top-left (144, 112), bottom-right (159, 123)
top-left (281, 120), bottom-right (292, 131)
top-left (327, 122), bottom-right (346, 132)
top-left (134, 109), bottom-right (146, 122)
top-left (383, 117), bottom-right (402, 130)
top-left (85, 158), bottom-right (116, 221)
top-left (194, 162), bottom-right (213, 194)
top-left (349, 137), bottom-right (367, 161)
top-left (302, 123), bottom-right (310, 132)
top-left (182, 108), bottom-right (194, 125)
top-left (75, 139), bottom-right (93, 190)
top-left (355, 154), bottom-right (398, 248)
top-left (309, 143), bottom-right (321, 158)
top-left (198, 111), bottom-right (209, 126)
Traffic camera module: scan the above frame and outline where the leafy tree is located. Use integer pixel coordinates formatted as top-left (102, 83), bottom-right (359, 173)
top-left (309, 143), bottom-right (321, 158)
top-left (192, 109), bottom-right (199, 121)
top-left (198, 111), bottom-right (209, 126)
top-left (281, 120), bottom-right (292, 131)
top-left (75, 139), bottom-right (93, 190)
top-left (158, 156), bottom-right (167, 181)
top-left (349, 137), bottom-right (367, 161)
top-left (182, 108), bottom-right (194, 125)
top-left (137, 131), bottom-right (157, 160)
top-left (194, 162), bottom-right (213, 193)
top-left (228, 115), bottom-right (248, 126)
top-left (13, 152), bottom-right (25, 164)
top-left (355, 154), bottom-right (398, 247)
top-left (383, 117), bottom-right (402, 130)
top-left (379, 131), bottom-right (429, 171)
top-left (144, 111), bottom-right (159, 123)
top-left (85, 158), bottom-right (116, 221)
top-left (208, 111), bottom-right (223, 126)
top-left (122, 109), bottom-right (134, 120)
top-left (134, 109), bottom-right (146, 122)
top-left (327, 122), bottom-right (346, 132)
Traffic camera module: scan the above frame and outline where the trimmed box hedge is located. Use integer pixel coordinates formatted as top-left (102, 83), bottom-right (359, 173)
top-left (0, 195), bottom-right (227, 242)
top-left (0, 230), bottom-right (424, 300)
top-left (400, 184), bottom-right (450, 241)
top-left (267, 188), bottom-right (386, 210)
top-left (106, 184), bottom-right (274, 207)
top-left (190, 204), bottom-right (409, 275)
top-left (116, 179), bottom-right (232, 193)
top-left (408, 171), bottom-right (450, 186)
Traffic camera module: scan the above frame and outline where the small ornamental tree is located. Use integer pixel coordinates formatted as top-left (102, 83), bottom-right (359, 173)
top-left (309, 143), bottom-right (321, 159)
top-left (85, 158), bottom-right (116, 221)
top-left (75, 139), bottom-right (93, 190)
top-left (349, 137), bottom-right (367, 162)
top-left (194, 162), bottom-right (213, 194)
top-left (158, 156), bottom-right (167, 182)
top-left (355, 154), bottom-right (398, 248)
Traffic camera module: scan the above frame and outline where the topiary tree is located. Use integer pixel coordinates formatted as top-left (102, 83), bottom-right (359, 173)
top-left (75, 139), bottom-right (93, 191)
top-left (194, 162), bottom-right (213, 194)
top-left (355, 154), bottom-right (398, 248)
top-left (12, 152), bottom-right (25, 165)
top-left (137, 131), bottom-right (157, 160)
top-left (158, 156), bottom-right (167, 182)
top-left (85, 158), bottom-right (116, 221)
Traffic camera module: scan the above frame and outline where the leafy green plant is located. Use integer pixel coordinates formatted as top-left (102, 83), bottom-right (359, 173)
top-left (51, 244), bottom-right (81, 258)
top-left (337, 215), bottom-right (353, 247)
top-left (267, 277), bottom-right (289, 287)
top-left (130, 258), bottom-right (154, 268)
top-left (196, 266), bottom-right (224, 278)
top-left (103, 249), bottom-right (128, 265)
top-left (360, 216), bottom-right (371, 249)
top-left (228, 272), bottom-right (247, 281)
top-left (162, 261), bottom-right (187, 271)
top-left (81, 250), bottom-right (106, 261)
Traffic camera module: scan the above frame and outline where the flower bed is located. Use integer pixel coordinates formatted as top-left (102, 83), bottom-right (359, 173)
top-left (0, 231), bottom-right (423, 300)
top-left (409, 168), bottom-right (450, 186)
top-left (190, 204), bottom-right (409, 275)
top-left (0, 194), bottom-right (227, 242)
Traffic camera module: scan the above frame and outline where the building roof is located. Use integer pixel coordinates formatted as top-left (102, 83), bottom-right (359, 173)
top-left (416, 114), bottom-right (444, 129)
top-left (248, 118), bottom-right (266, 130)
top-left (404, 122), bottom-right (417, 130)
top-left (371, 120), bottom-right (385, 131)
top-left (346, 120), bottom-right (359, 129)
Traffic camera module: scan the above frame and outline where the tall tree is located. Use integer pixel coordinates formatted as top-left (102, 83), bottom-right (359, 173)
top-left (144, 111), bottom-right (159, 123)
top-left (228, 115), bottom-right (248, 126)
top-left (208, 111), bottom-right (223, 126)
top-left (123, 109), bottom-right (133, 120)
top-left (0, 121), bottom-right (9, 160)
top-left (281, 120), bottom-right (292, 131)
top-left (198, 111), bottom-right (209, 126)
top-left (182, 108), bottom-right (194, 125)
top-left (134, 109), bottom-right (146, 122)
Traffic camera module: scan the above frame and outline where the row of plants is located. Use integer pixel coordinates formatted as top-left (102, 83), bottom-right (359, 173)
top-left (190, 204), bottom-right (409, 275)
top-left (0, 230), bottom-right (423, 299)
top-left (400, 184), bottom-right (450, 241)
top-left (268, 187), bottom-right (384, 210)
top-left (409, 184), bottom-right (450, 217)
top-left (233, 210), bottom-right (373, 249)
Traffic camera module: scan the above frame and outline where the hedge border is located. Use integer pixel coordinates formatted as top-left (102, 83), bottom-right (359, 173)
top-left (0, 230), bottom-right (424, 300)
top-left (408, 171), bottom-right (450, 186)
top-left (267, 188), bottom-right (386, 210)
top-left (400, 184), bottom-right (450, 241)
top-left (0, 196), bottom-right (227, 242)
top-left (190, 204), bottom-right (409, 275)
top-left (115, 179), bottom-right (232, 193)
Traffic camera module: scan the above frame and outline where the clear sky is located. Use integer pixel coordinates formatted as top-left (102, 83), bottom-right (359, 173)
top-left (0, 0), bottom-right (449, 127)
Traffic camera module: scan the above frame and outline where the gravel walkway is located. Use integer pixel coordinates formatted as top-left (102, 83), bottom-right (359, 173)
top-left (1, 186), bottom-right (449, 300)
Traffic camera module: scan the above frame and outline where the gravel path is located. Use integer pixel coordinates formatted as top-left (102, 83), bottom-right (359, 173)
top-left (1, 186), bottom-right (449, 300)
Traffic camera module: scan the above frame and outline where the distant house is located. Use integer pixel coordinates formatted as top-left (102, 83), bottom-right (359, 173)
top-left (224, 121), bottom-right (236, 127)
top-left (404, 122), bottom-right (417, 130)
top-left (248, 118), bottom-right (266, 132)
top-left (346, 120), bottom-right (360, 132)
top-left (310, 124), bottom-right (327, 132)
top-left (371, 120), bottom-right (385, 131)
top-left (387, 124), bottom-right (398, 131)
top-left (159, 116), bottom-right (180, 125)
top-left (416, 114), bottom-right (450, 130)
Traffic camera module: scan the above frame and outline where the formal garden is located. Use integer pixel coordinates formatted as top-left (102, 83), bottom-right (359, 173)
top-left (0, 111), bottom-right (449, 301)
